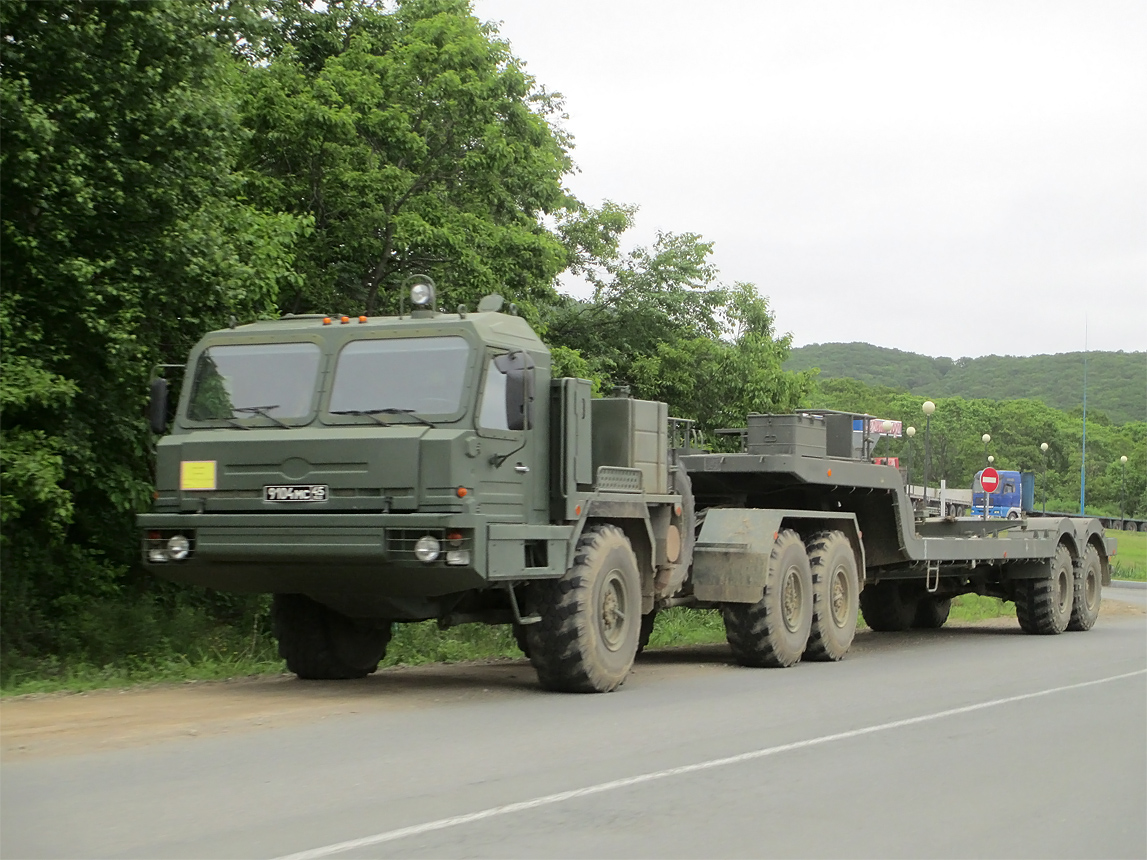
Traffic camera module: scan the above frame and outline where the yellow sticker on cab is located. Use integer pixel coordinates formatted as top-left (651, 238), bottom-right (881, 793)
top-left (180, 460), bottom-right (217, 491)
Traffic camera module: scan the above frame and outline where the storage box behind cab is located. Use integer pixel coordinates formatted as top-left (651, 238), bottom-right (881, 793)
top-left (591, 398), bottom-right (668, 493)
top-left (746, 413), bottom-right (827, 458)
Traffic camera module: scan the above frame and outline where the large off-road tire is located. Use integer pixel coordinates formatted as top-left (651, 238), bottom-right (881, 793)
top-left (722, 529), bottom-right (813, 668)
top-left (525, 525), bottom-right (641, 693)
top-left (803, 530), bottom-right (859, 662)
top-left (272, 594), bottom-right (392, 680)
top-left (1067, 544), bottom-right (1102, 632)
top-left (1015, 544), bottom-right (1074, 634)
top-left (636, 610), bottom-right (658, 656)
top-left (913, 595), bottom-right (952, 629)
top-left (859, 580), bottom-right (918, 632)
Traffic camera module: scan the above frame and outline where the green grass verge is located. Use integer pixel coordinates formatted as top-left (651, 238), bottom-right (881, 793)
top-left (1109, 528), bottom-right (1146, 581)
top-left (0, 592), bottom-right (1044, 697)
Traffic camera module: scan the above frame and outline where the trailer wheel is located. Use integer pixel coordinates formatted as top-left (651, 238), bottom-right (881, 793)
top-left (803, 530), bottom-right (859, 661)
top-left (722, 529), bottom-right (813, 668)
top-left (636, 610), bottom-right (658, 656)
top-left (1015, 544), bottom-right (1074, 634)
top-left (913, 595), bottom-right (952, 629)
top-left (859, 581), bottom-right (918, 632)
top-left (272, 594), bottom-right (392, 680)
top-left (525, 524), bottom-right (640, 692)
top-left (1067, 544), bottom-right (1102, 632)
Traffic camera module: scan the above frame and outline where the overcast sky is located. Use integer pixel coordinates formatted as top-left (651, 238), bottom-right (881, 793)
top-left (473, 0), bottom-right (1146, 359)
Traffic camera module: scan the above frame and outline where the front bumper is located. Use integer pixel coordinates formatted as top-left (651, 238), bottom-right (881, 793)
top-left (137, 512), bottom-right (485, 597)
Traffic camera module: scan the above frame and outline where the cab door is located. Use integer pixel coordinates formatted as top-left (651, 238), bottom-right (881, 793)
top-left (474, 351), bottom-right (536, 521)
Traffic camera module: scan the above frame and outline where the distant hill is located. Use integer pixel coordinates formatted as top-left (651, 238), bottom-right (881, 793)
top-left (783, 343), bottom-right (1146, 425)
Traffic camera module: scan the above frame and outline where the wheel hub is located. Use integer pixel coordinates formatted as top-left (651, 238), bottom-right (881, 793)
top-left (600, 568), bottom-right (629, 651)
top-left (782, 566), bottom-right (803, 633)
top-left (830, 567), bottom-right (850, 628)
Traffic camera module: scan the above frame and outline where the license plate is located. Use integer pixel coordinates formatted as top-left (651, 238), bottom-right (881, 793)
top-left (264, 485), bottom-right (329, 502)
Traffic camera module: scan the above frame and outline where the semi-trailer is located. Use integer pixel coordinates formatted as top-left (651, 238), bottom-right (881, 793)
top-left (139, 282), bottom-right (1116, 692)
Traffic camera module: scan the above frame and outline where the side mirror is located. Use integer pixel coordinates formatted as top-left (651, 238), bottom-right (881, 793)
top-left (494, 350), bottom-right (535, 431)
top-left (149, 377), bottom-right (169, 434)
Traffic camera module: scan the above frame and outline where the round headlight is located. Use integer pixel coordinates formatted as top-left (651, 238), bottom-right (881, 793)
top-left (413, 535), bottom-right (441, 563)
top-left (410, 282), bottom-right (434, 306)
top-left (167, 534), bottom-right (191, 561)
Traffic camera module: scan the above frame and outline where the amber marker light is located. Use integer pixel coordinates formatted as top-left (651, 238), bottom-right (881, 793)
top-left (827, 469), bottom-right (833, 477)
top-left (340, 315), bottom-right (350, 324)
top-left (322, 317), bottom-right (332, 325)
top-left (358, 315), bottom-right (367, 323)
top-left (456, 487), bottom-right (468, 498)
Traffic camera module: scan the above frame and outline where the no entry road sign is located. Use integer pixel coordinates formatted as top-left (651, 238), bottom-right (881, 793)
top-left (980, 467), bottom-right (1001, 493)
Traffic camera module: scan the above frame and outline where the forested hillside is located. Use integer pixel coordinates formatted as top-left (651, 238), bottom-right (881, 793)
top-left (809, 377), bottom-right (1146, 519)
top-left (785, 343), bottom-right (1146, 425)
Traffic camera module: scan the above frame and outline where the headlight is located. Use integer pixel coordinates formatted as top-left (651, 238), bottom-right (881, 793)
top-left (410, 282), bottom-right (434, 307)
top-left (445, 549), bottom-right (470, 566)
top-left (414, 535), bottom-right (441, 563)
top-left (167, 535), bottom-right (191, 561)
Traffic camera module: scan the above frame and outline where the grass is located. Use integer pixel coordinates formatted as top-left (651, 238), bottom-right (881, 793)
top-left (1109, 528), bottom-right (1146, 581)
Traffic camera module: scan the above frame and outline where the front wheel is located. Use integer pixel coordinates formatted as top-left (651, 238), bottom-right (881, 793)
top-left (272, 594), bottom-right (392, 680)
top-left (722, 529), bottom-right (813, 668)
top-left (526, 525), bottom-right (641, 692)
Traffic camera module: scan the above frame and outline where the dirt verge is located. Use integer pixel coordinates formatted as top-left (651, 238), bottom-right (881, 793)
top-left (3, 602), bottom-right (1142, 761)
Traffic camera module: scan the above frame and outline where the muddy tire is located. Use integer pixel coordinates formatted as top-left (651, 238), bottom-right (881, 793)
top-left (913, 595), bottom-right (952, 629)
top-left (722, 529), bottom-right (813, 668)
top-left (859, 581), bottom-right (918, 632)
top-left (1015, 544), bottom-right (1074, 634)
top-left (272, 594), bottom-right (392, 680)
top-left (636, 610), bottom-right (658, 656)
top-left (803, 530), bottom-right (859, 661)
top-left (525, 525), bottom-right (641, 693)
top-left (1067, 544), bottom-right (1102, 632)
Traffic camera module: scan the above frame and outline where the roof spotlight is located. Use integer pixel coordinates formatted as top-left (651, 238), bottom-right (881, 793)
top-left (410, 282), bottom-right (435, 307)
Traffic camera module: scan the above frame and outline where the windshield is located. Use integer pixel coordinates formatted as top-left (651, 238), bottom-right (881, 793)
top-left (186, 342), bottom-right (321, 421)
top-left (329, 337), bottom-right (470, 417)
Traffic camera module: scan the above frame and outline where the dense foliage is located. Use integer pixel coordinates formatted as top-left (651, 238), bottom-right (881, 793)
top-left (786, 342), bottom-right (1147, 425)
top-left (0, 0), bottom-right (809, 685)
top-left (811, 378), bottom-right (1146, 518)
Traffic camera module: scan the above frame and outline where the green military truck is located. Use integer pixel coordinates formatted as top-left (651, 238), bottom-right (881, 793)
top-left (140, 281), bottom-right (1116, 692)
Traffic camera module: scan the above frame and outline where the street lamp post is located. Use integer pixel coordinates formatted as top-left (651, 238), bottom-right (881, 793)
top-left (1040, 442), bottom-right (1049, 514)
top-left (1121, 455), bottom-right (1128, 528)
top-left (905, 426), bottom-right (916, 505)
top-left (922, 401), bottom-right (935, 515)
top-left (981, 434), bottom-right (992, 520)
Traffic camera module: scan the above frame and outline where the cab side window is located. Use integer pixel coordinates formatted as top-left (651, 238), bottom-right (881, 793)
top-left (478, 358), bottom-right (510, 431)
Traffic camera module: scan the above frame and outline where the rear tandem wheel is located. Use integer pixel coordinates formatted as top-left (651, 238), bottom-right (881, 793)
top-left (1015, 543), bottom-right (1074, 634)
top-left (722, 529), bottom-right (813, 668)
top-left (803, 530), bottom-right (859, 661)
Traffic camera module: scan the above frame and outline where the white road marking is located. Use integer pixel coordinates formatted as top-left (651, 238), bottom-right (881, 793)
top-left (272, 668), bottom-right (1146, 860)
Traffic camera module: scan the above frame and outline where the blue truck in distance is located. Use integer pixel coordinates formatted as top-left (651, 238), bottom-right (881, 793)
top-left (971, 469), bottom-right (1033, 519)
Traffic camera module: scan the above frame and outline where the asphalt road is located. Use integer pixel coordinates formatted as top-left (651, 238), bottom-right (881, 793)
top-left (3, 590), bottom-right (1145, 860)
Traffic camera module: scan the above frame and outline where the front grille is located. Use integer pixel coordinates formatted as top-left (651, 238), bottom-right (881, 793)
top-left (387, 528), bottom-right (473, 561)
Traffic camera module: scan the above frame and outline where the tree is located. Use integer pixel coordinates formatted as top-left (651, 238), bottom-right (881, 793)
top-left (544, 231), bottom-right (814, 436)
top-left (238, 0), bottom-right (573, 321)
top-left (0, 0), bottom-right (306, 656)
